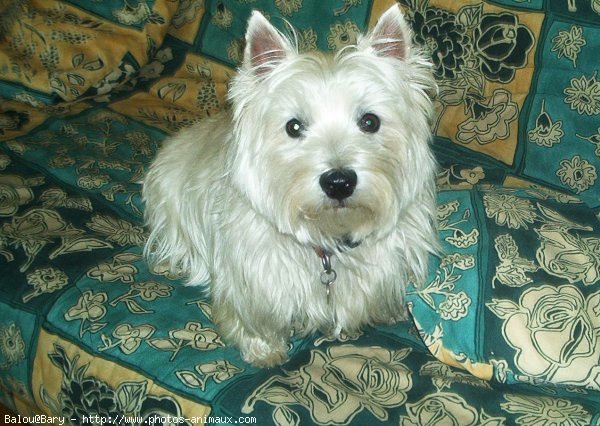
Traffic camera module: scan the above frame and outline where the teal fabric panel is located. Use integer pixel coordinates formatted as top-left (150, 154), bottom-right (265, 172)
top-left (409, 184), bottom-right (600, 403)
top-left (4, 106), bottom-right (165, 221)
top-left (521, 19), bottom-right (600, 209)
top-left (408, 188), bottom-right (487, 362)
top-left (193, 0), bottom-right (378, 66)
top-left (0, 302), bottom-right (37, 405)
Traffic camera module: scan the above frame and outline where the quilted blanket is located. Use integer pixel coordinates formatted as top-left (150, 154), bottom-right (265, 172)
top-left (0, 0), bottom-right (599, 425)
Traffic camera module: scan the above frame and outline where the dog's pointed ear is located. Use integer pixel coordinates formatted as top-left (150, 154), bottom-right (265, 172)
top-left (362, 5), bottom-right (413, 60)
top-left (244, 11), bottom-right (291, 73)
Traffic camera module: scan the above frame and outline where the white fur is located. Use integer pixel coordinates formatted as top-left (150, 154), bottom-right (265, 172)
top-left (143, 5), bottom-right (438, 367)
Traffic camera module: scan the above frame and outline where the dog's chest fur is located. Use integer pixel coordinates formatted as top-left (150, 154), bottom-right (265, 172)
top-left (152, 113), bottom-right (411, 332)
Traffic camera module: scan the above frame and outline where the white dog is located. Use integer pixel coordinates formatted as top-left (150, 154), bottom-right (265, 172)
top-left (143, 5), bottom-right (438, 367)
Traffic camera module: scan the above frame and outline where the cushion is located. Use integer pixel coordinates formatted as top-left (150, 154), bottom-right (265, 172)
top-left (398, 0), bottom-right (600, 212)
top-left (2, 0), bottom-right (600, 422)
top-left (408, 184), bottom-right (600, 394)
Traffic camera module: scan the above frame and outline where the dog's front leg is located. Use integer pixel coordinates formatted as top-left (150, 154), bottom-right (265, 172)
top-left (213, 300), bottom-right (290, 368)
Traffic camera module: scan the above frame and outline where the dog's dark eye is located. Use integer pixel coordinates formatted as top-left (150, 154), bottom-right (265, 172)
top-left (359, 113), bottom-right (380, 133)
top-left (285, 118), bottom-right (305, 138)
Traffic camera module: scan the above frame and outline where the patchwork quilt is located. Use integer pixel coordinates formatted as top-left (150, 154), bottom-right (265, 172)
top-left (0, 0), bottom-right (599, 425)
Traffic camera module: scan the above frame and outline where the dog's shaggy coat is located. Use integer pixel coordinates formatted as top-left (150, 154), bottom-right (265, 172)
top-left (143, 5), bottom-right (438, 366)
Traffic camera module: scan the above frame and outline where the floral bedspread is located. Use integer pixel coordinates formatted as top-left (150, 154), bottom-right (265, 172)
top-left (0, 0), bottom-right (599, 425)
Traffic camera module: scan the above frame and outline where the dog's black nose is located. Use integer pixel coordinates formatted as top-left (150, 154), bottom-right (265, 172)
top-left (319, 169), bottom-right (357, 200)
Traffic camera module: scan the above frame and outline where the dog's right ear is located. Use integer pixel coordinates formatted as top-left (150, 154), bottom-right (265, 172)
top-left (360, 5), bottom-right (413, 61)
top-left (243, 11), bottom-right (291, 74)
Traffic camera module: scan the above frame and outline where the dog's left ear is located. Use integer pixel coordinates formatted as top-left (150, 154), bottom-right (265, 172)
top-left (243, 11), bottom-right (292, 73)
top-left (361, 5), bottom-right (413, 60)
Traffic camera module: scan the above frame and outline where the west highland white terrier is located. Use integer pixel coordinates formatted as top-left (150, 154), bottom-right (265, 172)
top-left (143, 5), bottom-right (438, 367)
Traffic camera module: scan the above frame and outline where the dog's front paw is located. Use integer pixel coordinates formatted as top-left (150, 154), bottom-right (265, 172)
top-left (240, 336), bottom-right (289, 368)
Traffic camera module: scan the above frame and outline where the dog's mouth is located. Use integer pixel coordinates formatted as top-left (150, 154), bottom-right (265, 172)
top-left (327, 199), bottom-right (349, 209)
top-left (299, 201), bottom-right (376, 227)
top-left (301, 200), bottom-right (363, 217)
top-left (295, 201), bottom-right (377, 248)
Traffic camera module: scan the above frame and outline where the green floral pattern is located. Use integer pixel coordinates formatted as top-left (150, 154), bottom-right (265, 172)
top-left (0, 323), bottom-right (25, 370)
top-left (1, 0), bottom-right (600, 424)
top-left (40, 344), bottom-right (191, 425)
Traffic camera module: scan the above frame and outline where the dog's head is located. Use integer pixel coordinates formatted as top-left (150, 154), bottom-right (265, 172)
top-left (228, 5), bottom-right (437, 250)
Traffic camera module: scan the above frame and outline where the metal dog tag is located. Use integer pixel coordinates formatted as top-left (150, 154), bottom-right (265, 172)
top-left (318, 250), bottom-right (337, 305)
top-left (320, 269), bottom-right (337, 305)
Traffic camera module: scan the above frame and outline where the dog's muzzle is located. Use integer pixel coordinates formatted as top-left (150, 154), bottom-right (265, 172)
top-left (319, 168), bottom-right (357, 201)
